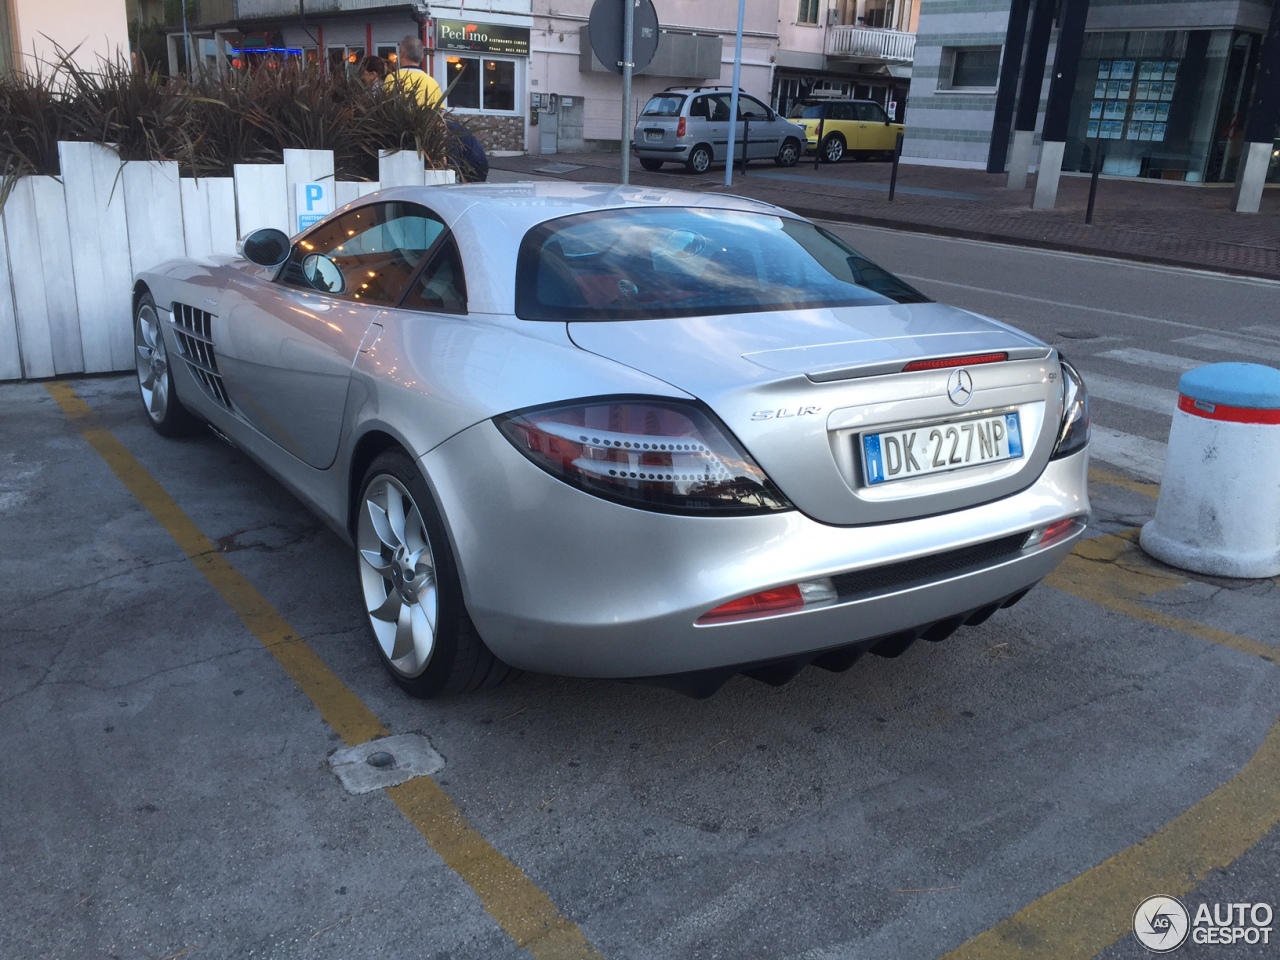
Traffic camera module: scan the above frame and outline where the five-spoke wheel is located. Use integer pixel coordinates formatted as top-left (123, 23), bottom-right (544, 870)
top-left (356, 451), bottom-right (511, 697)
top-left (134, 292), bottom-right (197, 436)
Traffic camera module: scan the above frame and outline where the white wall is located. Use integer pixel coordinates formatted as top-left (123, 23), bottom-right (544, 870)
top-left (10, 0), bottom-right (129, 72)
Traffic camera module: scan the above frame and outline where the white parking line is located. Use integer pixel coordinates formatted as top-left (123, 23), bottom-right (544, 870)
top-left (1083, 374), bottom-right (1178, 415)
top-left (1088, 426), bottom-right (1167, 483)
top-left (1175, 333), bottom-right (1280, 365)
top-left (1096, 348), bottom-right (1201, 375)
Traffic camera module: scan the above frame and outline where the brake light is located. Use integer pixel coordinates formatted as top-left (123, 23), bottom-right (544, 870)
top-left (495, 398), bottom-right (792, 515)
top-left (902, 352), bottom-right (1008, 372)
top-left (676, 117), bottom-right (686, 138)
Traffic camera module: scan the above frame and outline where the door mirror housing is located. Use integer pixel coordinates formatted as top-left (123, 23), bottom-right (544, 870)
top-left (239, 228), bottom-right (291, 268)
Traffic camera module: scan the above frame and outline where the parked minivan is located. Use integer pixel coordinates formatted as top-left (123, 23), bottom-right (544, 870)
top-left (632, 86), bottom-right (805, 173)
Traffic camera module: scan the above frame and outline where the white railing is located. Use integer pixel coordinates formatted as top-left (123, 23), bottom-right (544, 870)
top-left (0, 144), bottom-right (453, 382)
top-left (826, 26), bottom-right (915, 63)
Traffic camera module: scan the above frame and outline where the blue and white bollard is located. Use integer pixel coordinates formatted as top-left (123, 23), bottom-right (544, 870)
top-left (1140, 362), bottom-right (1280, 578)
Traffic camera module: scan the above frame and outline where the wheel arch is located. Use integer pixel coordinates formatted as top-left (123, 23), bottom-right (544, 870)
top-left (346, 428), bottom-right (413, 537)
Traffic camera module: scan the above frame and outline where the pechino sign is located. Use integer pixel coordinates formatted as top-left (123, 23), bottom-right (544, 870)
top-left (435, 20), bottom-right (530, 57)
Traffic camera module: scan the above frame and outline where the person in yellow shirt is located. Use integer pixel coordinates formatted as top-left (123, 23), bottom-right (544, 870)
top-left (383, 36), bottom-right (442, 109)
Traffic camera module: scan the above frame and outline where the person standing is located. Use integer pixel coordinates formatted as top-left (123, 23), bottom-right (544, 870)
top-left (383, 36), bottom-right (442, 109)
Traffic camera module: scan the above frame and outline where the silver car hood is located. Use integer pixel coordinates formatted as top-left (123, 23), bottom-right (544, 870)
top-left (569, 303), bottom-right (1062, 526)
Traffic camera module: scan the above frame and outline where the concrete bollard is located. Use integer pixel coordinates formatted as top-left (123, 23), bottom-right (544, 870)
top-left (1140, 362), bottom-right (1280, 578)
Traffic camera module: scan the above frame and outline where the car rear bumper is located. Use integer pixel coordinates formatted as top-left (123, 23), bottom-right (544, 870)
top-left (422, 420), bottom-right (1090, 678)
top-left (631, 143), bottom-right (691, 158)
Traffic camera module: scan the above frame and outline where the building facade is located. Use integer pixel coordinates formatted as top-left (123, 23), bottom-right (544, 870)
top-left (3, 0), bottom-right (130, 74)
top-left (905, 0), bottom-right (1279, 185)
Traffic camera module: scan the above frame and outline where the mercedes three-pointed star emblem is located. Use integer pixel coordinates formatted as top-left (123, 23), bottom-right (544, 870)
top-left (947, 368), bottom-right (974, 406)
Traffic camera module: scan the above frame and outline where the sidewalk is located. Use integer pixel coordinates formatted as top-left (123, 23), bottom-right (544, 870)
top-left (489, 152), bottom-right (1280, 281)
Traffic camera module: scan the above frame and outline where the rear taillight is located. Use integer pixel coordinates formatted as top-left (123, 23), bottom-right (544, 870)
top-left (496, 398), bottom-right (792, 515)
top-left (1051, 358), bottom-right (1090, 459)
top-left (676, 117), bottom-right (686, 138)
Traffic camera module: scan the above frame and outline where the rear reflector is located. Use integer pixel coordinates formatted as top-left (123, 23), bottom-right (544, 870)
top-left (1024, 516), bottom-right (1085, 549)
top-left (697, 578), bottom-right (837, 625)
top-left (903, 352), bottom-right (1008, 373)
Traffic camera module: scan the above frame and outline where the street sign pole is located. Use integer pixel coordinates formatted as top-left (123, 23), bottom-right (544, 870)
top-left (620, 0), bottom-right (635, 185)
top-left (724, 0), bottom-right (746, 188)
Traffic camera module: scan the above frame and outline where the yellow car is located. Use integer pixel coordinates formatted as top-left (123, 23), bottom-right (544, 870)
top-left (787, 99), bottom-right (905, 163)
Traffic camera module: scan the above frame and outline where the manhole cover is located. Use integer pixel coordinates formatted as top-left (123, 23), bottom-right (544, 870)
top-left (329, 734), bottom-right (444, 794)
top-left (534, 163), bottom-right (585, 174)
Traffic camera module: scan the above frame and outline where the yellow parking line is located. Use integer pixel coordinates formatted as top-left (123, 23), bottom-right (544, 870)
top-left (1088, 465), bottom-right (1159, 499)
top-left (1048, 529), bottom-right (1278, 665)
top-left (48, 382), bottom-right (604, 960)
top-left (942, 529), bottom-right (1280, 959)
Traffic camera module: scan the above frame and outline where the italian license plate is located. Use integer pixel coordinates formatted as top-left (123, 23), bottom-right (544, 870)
top-left (862, 412), bottom-right (1024, 485)
top-left (644, 130), bottom-right (663, 142)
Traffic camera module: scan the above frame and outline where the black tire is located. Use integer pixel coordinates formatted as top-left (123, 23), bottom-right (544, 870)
top-left (134, 291), bottom-right (200, 437)
top-left (820, 133), bottom-right (846, 164)
top-left (639, 158), bottom-right (664, 171)
top-left (354, 450), bottom-right (512, 698)
top-left (686, 144), bottom-right (713, 174)
top-left (775, 137), bottom-right (801, 167)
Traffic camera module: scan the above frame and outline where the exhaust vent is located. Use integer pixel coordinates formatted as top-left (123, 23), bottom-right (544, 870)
top-left (171, 302), bottom-right (231, 410)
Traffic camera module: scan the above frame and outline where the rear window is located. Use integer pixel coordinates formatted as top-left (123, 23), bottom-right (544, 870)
top-left (515, 208), bottom-right (929, 322)
top-left (641, 95), bottom-right (685, 117)
top-left (789, 102), bottom-right (825, 119)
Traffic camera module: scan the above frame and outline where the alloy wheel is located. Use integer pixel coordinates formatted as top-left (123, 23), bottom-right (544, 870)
top-left (357, 474), bottom-right (439, 679)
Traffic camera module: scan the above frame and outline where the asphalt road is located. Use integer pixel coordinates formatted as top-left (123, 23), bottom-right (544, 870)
top-left (1, 233), bottom-right (1276, 960)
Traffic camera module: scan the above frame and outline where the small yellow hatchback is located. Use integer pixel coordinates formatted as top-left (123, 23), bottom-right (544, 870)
top-left (787, 99), bottom-right (905, 163)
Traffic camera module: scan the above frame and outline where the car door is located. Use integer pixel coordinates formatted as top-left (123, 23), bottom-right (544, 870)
top-left (854, 101), bottom-right (896, 153)
top-left (703, 93), bottom-right (734, 162)
top-left (216, 201), bottom-right (447, 468)
top-left (736, 94), bottom-right (778, 160)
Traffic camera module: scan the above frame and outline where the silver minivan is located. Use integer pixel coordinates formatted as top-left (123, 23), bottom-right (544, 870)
top-left (632, 86), bottom-right (806, 173)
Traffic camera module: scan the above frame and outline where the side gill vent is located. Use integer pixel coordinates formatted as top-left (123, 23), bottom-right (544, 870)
top-left (171, 302), bottom-right (231, 410)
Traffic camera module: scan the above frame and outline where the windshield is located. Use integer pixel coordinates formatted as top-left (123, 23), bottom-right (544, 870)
top-left (515, 208), bottom-right (929, 321)
top-left (788, 103), bottom-right (825, 119)
top-left (641, 95), bottom-right (685, 117)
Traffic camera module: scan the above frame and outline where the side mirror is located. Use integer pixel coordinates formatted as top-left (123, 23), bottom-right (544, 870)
top-left (239, 228), bottom-right (291, 268)
top-left (301, 254), bottom-right (346, 294)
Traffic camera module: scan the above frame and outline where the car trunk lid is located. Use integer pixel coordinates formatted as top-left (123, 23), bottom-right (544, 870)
top-left (568, 302), bottom-right (1062, 525)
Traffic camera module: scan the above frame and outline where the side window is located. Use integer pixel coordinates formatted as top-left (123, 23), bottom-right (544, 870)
top-left (738, 96), bottom-right (770, 121)
top-left (709, 95), bottom-right (734, 122)
top-left (856, 102), bottom-right (887, 122)
top-left (401, 236), bottom-right (467, 314)
top-left (831, 103), bottom-right (855, 121)
top-left (689, 96), bottom-right (711, 119)
top-left (281, 202), bottom-right (446, 306)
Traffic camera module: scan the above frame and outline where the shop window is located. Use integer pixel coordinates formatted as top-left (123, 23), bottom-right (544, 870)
top-left (446, 56), bottom-right (515, 112)
top-left (377, 44), bottom-right (398, 68)
top-left (327, 46), bottom-right (364, 77)
top-left (940, 46), bottom-right (1001, 91)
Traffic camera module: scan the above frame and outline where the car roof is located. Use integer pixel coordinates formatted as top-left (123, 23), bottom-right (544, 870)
top-left (358, 181), bottom-right (790, 231)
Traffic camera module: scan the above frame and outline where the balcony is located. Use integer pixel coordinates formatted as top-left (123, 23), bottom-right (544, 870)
top-left (826, 26), bottom-right (915, 64)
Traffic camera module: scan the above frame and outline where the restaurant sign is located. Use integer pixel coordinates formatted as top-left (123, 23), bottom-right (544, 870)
top-left (436, 20), bottom-right (531, 57)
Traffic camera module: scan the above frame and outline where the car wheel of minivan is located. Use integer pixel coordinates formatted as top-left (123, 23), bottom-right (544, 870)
top-left (775, 138), bottom-right (801, 167)
top-left (686, 144), bottom-right (713, 174)
top-left (639, 158), bottom-right (664, 171)
top-left (820, 133), bottom-right (846, 164)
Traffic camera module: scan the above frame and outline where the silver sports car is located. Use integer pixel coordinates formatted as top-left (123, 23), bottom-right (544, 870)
top-left (133, 183), bottom-right (1090, 698)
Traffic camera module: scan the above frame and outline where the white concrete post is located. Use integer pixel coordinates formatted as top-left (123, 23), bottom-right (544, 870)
top-left (1140, 363), bottom-right (1280, 578)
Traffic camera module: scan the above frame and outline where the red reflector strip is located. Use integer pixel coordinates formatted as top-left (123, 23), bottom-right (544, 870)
top-left (697, 584), bottom-right (804, 624)
top-left (1177, 394), bottom-right (1280, 425)
top-left (902, 352), bottom-right (1008, 373)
